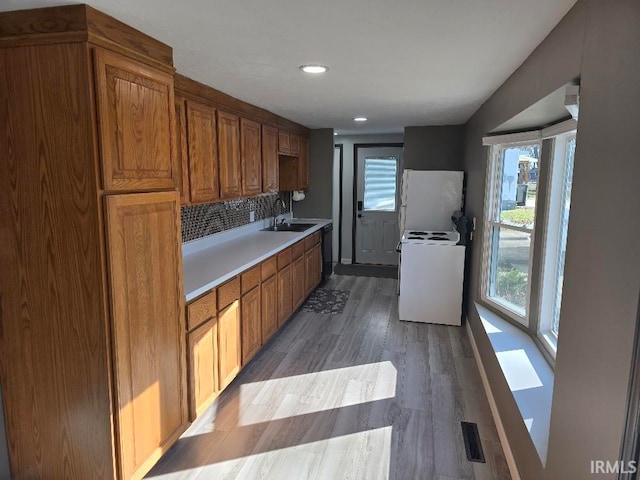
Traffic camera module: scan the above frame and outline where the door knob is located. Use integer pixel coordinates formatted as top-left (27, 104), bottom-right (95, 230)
top-left (358, 214), bottom-right (363, 218)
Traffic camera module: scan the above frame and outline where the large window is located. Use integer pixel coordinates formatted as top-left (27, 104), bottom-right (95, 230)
top-left (484, 142), bottom-right (540, 323)
top-left (482, 121), bottom-right (577, 358)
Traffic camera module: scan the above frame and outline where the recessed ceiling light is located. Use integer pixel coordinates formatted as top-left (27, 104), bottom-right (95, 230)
top-left (300, 64), bottom-right (328, 74)
top-left (334, 132), bottom-right (338, 136)
top-left (353, 117), bottom-right (368, 122)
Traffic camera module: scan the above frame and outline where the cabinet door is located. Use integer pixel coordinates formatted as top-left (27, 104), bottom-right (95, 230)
top-left (187, 101), bottom-right (219, 204)
top-left (298, 136), bottom-right (309, 190)
top-left (94, 48), bottom-right (176, 192)
top-left (291, 256), bottom-right (305, 310)
top-left (278, 130), bottom-right (290, 155)
top-left (262, 125), bottom-right (279, 193)
top-left (218, 300), bottom-right (241, 389)
top-left (105, 192), bottom-right (187, 480)
top-left (240, 118), bottom-right (262, 196)
top-left (277, 264), bottom-right (292, 327)
top-left (305, 249), bottom-right (314, 296)
top-left (261, 274), bottom-right (278, 342)
top-left (241, 286), bottom-right (262, 365)
top-left (188, 318), bottom-right (218, 420)
top-left (174, 96), bottom-right (191, 205)
top-left (289, 133), bottom-right (300, 156)
top-left (218, 111), bottom-right (242, 199)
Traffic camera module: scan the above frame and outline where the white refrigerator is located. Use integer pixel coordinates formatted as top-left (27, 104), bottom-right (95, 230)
top-left (399, 169), bottom-right (464, 233)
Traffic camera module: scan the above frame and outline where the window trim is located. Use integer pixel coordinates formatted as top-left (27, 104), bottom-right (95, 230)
top-left (481, 140), bottom-right (541, 326)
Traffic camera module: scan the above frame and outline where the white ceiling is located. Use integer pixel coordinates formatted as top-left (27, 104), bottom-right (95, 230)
top-left (4, 0), bottom-right (577, 134)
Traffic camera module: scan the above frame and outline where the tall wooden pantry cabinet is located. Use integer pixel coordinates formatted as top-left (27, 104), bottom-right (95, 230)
top-left (0, 5), bottom-right (187, 479)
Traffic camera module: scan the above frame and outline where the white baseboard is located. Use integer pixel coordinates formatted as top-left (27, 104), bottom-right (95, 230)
top-left (465, 320), bottom-right (521, 480)
top-left (340, 258), bottom-right (352, 264)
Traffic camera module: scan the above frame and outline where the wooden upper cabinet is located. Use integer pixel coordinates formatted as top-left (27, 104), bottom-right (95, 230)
top-left (93, 48), bottom-right (176, 192)
top-left (262, 125), bottom-right (279, 193)
top-left (174, 96), bottom-right (190, 204)
top-left (240, 118), bottom-right (262, 196)
top-left (186, 101), bottom-right (219, 204)
top-left (278, 130), bottom-right (290, 155)
top-left (298, 136), bottom-right (309, 190)
top-left (289, 134), bottom-right (300, 156)
top-left (104, 191), bottom-right (187, 480)
top-left (217, 111), bottom-right (242, 199)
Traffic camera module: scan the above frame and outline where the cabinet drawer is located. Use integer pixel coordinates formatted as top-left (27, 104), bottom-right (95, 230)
top-left (277, 248), bottom-right (292, 270)
top-left (241, 265), bottom-right (261, 294)
top-left (261, 256), bottom-right (277, 280)
top-left (304, 233), bottom-right (316, 251)
top-left (218, 277), bottom-right (240, 310)
top-left (187, 289), bottom-right (217, 331)
top-left (291, 240), bottom-right (304, 260)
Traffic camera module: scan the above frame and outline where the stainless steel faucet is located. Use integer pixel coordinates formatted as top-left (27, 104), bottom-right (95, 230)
top-left (272, 196), bottom-right (287, 227)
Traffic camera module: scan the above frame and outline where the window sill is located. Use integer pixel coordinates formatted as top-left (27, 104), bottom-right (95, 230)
top-left (475, 302), bottom-right (555, 465)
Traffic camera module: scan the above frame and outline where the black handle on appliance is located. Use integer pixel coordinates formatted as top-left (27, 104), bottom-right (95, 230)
top-left (357, 200), bottom-right (363, 211)
top-left (358, 213), bottom-right (363, 218)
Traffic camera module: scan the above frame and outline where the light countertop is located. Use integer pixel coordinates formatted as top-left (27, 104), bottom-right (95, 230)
top-left (182, 218), bottom-right (332, 302)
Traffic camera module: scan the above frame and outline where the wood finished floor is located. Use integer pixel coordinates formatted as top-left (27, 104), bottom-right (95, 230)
top-left (147, 275), bottom-right (511, 480)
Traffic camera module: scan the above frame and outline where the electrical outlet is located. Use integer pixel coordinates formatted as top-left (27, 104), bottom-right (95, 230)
top-left (249, 210), bottom-right (255, 222)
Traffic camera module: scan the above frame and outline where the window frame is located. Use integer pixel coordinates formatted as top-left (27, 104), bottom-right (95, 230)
top-left (537, 131), bottom-right (577, 357)
top-left (481, 140), bottom-right (541, 326)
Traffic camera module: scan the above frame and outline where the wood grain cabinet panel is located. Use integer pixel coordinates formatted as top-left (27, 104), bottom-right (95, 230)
top-left (187, 289), bottom-right (217, 331)
top-left (187, 318), bottom-right (218, 420)
top-left (174, 96), bottom-right (191, 204)
top-left (218, 300), bottom-right (241, 389)
top-left (289, 133), bottom-right (300, 156)
top-left (241, 286), bottom-right (262, 365)
top-left (240, 117), bottom-right (262, 196)
top-left (217, 110), bottom-right (242, 199)
top-left (292, 255), bottom-right (306, 310)
top-left (105, 191), bottom-right (187, 480)
top-left (278, 130), bottom-right (290, 155)
top-left (261, 274), bottom-right (278, 343)
top-left (186, 101), bottom-right (220, 204)
top-left (241, 264), bottom-right (261, 294)
top-left (298, 136), bottom-right (309, 190)
top-left (94, 48), bottom-right (177, 192)
top-left (262, 124), bottom-right (279, 193)
top-left (277, 264), bottom-right (292, 327)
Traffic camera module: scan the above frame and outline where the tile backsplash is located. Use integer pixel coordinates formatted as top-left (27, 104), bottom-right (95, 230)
top-left (181, 192), bottom-right (291, 243)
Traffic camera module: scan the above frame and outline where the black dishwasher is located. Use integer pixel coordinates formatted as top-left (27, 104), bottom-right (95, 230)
top-left (321, 223), bottom-right (333, 282)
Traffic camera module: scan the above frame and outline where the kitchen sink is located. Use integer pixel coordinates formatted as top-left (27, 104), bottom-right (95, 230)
top-left (262, 223), bottom-right (316, 232)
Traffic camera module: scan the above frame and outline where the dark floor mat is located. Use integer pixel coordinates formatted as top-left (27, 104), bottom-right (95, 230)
top-left (333, 263), bottom-right (398, 279)
top-left (301, 288), bottom-right (350, 315)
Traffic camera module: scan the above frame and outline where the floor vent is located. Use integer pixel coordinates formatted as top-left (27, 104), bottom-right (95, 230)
top-left (461, 421), bottom-right (486, 463)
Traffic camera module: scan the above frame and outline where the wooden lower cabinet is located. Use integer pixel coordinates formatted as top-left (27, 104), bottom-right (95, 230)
top-left (277, 264), bottom-right (293, 327)
top-left (241, 286), bottom-right (262, 365)
top-left (218, 300), bottom-right (242, 390)
top-left (292, 256), bottom-right (306, 310)
top-left (305, 242), bottom-right (322, 296)
top-left (261, 274), bottom-right (278, 342)
top-left (187, 318), bottom-right (218, 420)
top-left (105, 192), bottom-right (187, 480)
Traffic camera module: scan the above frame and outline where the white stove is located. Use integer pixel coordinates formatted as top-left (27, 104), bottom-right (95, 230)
top-left (398, 228), bottom-right (465, 326)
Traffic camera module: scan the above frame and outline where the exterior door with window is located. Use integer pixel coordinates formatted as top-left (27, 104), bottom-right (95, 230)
top-left (355, 146), bottom-right (402, 265)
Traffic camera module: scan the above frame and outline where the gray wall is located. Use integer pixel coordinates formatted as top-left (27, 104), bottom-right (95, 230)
top-left (462, 1), bottom-right (640, 478)
top-left (334, 133), bottom-right (404, 263)
top-left (404, 125), bottom-right (466, 170)
top-left (294, 129), bottom-right (334, 219)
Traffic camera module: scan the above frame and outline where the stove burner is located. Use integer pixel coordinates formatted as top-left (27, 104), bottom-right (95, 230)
top-left (409, 231), bottom-right (428, 235)
top-left (428, 236), bottom-right (449, 241)
top-left (431, 232), bottom-right (448, 236)
top-left (407, 236), bottom-right (424, 240)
